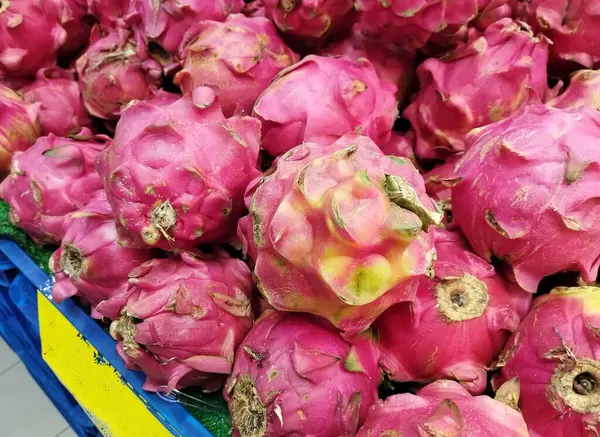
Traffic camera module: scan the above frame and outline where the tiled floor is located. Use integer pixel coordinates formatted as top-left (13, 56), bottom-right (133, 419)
top-left (0, 336), bottom-right (78, 437)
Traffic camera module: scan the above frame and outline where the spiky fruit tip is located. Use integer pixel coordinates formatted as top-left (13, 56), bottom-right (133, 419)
top-left (229, 375), bottom-right (267, 437)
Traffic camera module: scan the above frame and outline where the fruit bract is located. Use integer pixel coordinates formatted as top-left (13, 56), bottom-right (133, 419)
top-left (493, 286), bottom-right (600, 437)
top-left (98, 89), bottom-right (261, 250)
top-left (238, 134), bottom-right (441, 334)
top-left (50, 190), bottom-right (152, 319)
top-left (452, 103), bottom-right (600, 293)
top-left (0, 129), bottom-right (110, 244)
top-left (55, 0), bottom-right (90, 57)
top-left (175, 14), bottom-right (298, 117)
top-left (21, 67), bottom-right (90, 136)
top-left (76, 26), bottom-right (161, 120)
top-left (262, 0), bottom-right (355, 46)
top-left (355, 379), bottom-right (530, 437)
top-left (375, 229), bottom-right (532, 394)
top-left (424, 158), bottom-right (462, 229)
top-left (0, 84), bottom-right (40, 173)
top-left (224, 310), bottom-right (381, 437)
top-left (404, 18), bottom-right (549, 161)
top-left (88, 0), bottom-right (130, 29)
top-left (380, 132), bottom-right (418, 168)
top-left (0, 0), bottom-right (66, 78)
top-left (548, 70), bottom-right (600, 111)
top-left (106, 251), bottom-right (254, 392)
top-left (253, 55), bottom-right (398, 157)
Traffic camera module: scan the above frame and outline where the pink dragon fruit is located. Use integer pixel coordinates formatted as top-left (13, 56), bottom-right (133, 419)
top-left (512, 0), bottom-right (600, 71)
top-left (319, 26), bottom-right (417, 108)
top-left (375, 229), bottom-right (532, 394)
top-left (0, 84), bottom-right (40, 174)
top-left (354, 0), bottom-right (479, 49)
top-left (97, 89), bottom-right (261, 250)
top-left (475, 0), bottom-right (515, 30)
top-left (237, 134), bottom-right (441, 334)
top-left (0, 0), bottom-right (66, 78)
top-left (423, 158), bottom-right (462, 229)
top-left (355, 379), bottom-right (529, 437)
top-left (54, 0), bottom-right (90, 57)
top-left (381, 131), bottom-right (418, 167)
top-left (88, 0), bottom-right (130, 29)
top-left (452, 103), bottom-right (600, 293)
top-left (548, 70), bottom-right (600, 111)
top-left (21, 67), bottom-right (90, 137)
top-left (50, 190), bottom-right (152, 319)
top-left (224, 310), bottom-right (381, 437)
top-left (0, 129), bottom-right (110, 244)
top-left (253, 55), bottom-right (398, 157)
top-left (492, 286), bottom-right (600, 437)
top-left (125, 0), bottom-right (244, 58)
top-left (104, 250), bottom-right (254, 392)
top-left (175, 14), bottom-right (298, 117)
top-left (404, 18), bottom-right (549, 161)
top-left (76, 25), bottom-right (161, 120)
top-left (262, 0), bottom-right (356, 46)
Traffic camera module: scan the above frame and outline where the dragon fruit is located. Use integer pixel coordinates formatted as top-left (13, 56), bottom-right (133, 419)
top-left (238, 134), bottom-right (441, 334)
top-left (50, 191), bottom-right (152, 319)
top-left (88, 0), bottom-right (130, 29)
top-left (424, 158), bottom-right (462, 229)
top-left (0, 0), bottom-right (66, 78)
top-left (175, 14), bottom-right (298, 117)
top-left (0, 129), bottom-right (110, 244)
top-left (105, 250), bottom-right (254, 392)
top-left (548, 70), bottom-right (600, 111)
top-left (375, 229), bottom-right (532, 394)
top-left (21, 67), bottom-right (90, 137)
top-left (492, 286), bottom-right (600, 437)
top-left (476, 0), bottom-right (515, 30)
top-left (262, 0), bottom-right (355, 46)
top-left (76, 26), bottom-right (161, 120)
top-left (253, 55), bottom-right (398, 157)
top-left (224, 310), bottom-right (381, 437)
top-left (381, 131), bottom-right (418, 167)
top-left (319, 26), bottom-right (417, 108)
top-left (354, 0), bottom-right (479, 49)
top-left (125, 0), bottom-right (243, 58)
top-left (97, 89), bottom-right (261, 250)
top-left (452, 103), bottom-right (600, 293)
top-left (54, 0), bottom-right (90, 57)
top-left (355, 379), bottom-right (529, 437)
top-left (404, 18), bottom-right (549, 161)
top-left (0, 84), bottom-right (40, 174)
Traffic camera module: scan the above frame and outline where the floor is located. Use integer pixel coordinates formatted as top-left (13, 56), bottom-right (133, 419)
top-left (0, 336), bottom-right (78, 437)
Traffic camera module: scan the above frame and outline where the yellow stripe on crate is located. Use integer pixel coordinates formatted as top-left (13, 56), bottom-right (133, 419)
top-left (38, 291), bottom-right (176, 437)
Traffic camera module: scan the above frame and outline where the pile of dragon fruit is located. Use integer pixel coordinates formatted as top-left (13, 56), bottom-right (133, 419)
top-left (2, 0), bottom-right (600, 435)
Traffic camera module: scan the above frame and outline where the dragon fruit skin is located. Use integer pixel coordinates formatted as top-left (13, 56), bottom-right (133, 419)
top-left (0, 0), bottom-right (66, 78)
top-left (451, 103), bottom-right (600, 293)
top-left (492, 287), bottom-right (600, 437)
top-left (238, 134), bottom-right (441, 335)
top-left (381, 131), bottom-right (419, 168)
top-left (21, 68), bottom-right (90, 137)
top-left (549, 70), bottom-right (600, 111)
top-left (175, 14), bottom-right (298, 117)
top-left (253, 55), bottom-right (399, 157)
top-left (76, 26), bottom-right (162, 120)
top-left (54, 0), bottom-right (90, 57)
top-left (0, 130), bottom-right (110, 244)
top-left (0, 85), bottom-right (40, 174)
top-left (49, 191), bottom-right (152, 319)
top-left (404, 18), bottom-right (549, 161)
top-left (262, 0), bottom-right (356, 46)
top-left (106, 251), bottom-right (254, 392)
top-left (355, 379), bottom-right (530, 437)
top-left (88, 0), bottom-right (130, 29)
top-left (126, 0), bottom-right (244, 57)
top-left (319, 27), bottom-right (417, 109)
top-left (224, 310), bottom-right (381, 437)
top-left (424, 158), bottom-right (462, 229)
top-left (375, 229), bottom-right (532, 394)
top-left (98, 90), bottom-right (261, 250)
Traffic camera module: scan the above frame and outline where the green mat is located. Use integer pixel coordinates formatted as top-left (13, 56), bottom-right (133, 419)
top-left (0, 200), bottom-right (231, 437)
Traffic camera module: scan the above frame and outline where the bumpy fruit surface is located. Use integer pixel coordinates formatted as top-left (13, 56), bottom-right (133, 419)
top-left (376, 229), bottom-right (532, 394)
top-left (549, 70), bottom-right (600, 111)
top-left (238, 134), bottom-right (441, 334)
top-left (106, 251), bottom-right (254, 392)
top-left (253, 55), bottom-right (398, 157)
top-left (175, 14), bottom-right (298, 117)
top-left (355, 379), bottom-right (530, 437)
top-left (493, 287), bottom-right (600, 437)
top-left (0, 129), bottom-right (110, 244)
top-left (225, 310), bottom-right (381, 437)
top-left (98, 89), bottom-right (261, 250)
top-left (452, 103), bottom-right (600, 293)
